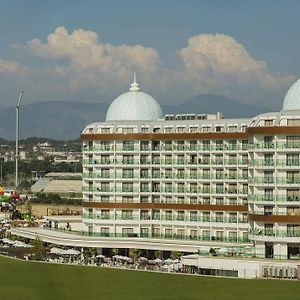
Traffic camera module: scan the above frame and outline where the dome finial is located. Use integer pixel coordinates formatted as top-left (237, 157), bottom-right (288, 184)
top-left (130, 72), bottom-right (140, 91)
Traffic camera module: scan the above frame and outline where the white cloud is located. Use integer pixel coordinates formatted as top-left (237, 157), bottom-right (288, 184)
top-left (26, 26), bottom-right (161, 93)
top-left (0, 58), bottom-right (28, 75)
top-left (177, 34), bottom-right (294, 102)
top-left (10, 27), bottom-right (295, 108)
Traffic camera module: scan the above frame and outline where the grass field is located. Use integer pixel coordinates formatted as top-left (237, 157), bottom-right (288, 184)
top-left (0, 256), bottom-right (299, 300)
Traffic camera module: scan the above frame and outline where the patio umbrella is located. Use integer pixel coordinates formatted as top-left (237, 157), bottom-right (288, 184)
top-left (153, 258), bottom-right (163, 264)
top-left (63, 249), bottom-right (80, 255)
top-left (50, 247), bottom-right (65, 254)
top-left (164, 258), bottom-right (174, 264)
top-left (1, 238), bottom-right (11, 243)
top-left (138, 257), bottom-right (148, 262)
top-left (13, 241), bottom-right (27, 247)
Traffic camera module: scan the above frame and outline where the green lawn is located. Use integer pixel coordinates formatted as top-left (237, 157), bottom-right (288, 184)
top-left (0, 256), bottom-right (299, 300)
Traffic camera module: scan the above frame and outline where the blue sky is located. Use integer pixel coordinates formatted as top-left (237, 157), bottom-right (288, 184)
top-left (0, 0), bottom-right (299, 109)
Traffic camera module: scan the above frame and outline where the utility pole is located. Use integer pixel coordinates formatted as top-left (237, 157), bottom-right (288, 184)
top-left (15, 91), bottom-right (24, 191)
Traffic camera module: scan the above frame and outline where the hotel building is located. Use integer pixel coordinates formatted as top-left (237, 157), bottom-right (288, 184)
top-left (79, 78), bottom-right (300, 260)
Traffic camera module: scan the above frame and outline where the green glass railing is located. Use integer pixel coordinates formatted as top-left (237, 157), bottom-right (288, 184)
top-left (48, 227), bottom-right (250, 243)
top-left (248, 142), bottom-right (300, 150)
top-left (82, 146), bottom-right (113, 152)
top-left (82, 185), bottom-right (248, 195)
top-left (249, 177), bottom-right (300, 185)
top-left (252, 230), bottom-right (300, 238)
top-left (82, 214), bottom-right (247, 223)
top-left (249, 159), bottom-right (300, 167)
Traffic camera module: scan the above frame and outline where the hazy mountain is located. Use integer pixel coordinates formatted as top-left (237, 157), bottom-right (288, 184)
top-left (164, 94), bottom-right (268, 118)
top-left (0, 95), bottom-right (267, 140)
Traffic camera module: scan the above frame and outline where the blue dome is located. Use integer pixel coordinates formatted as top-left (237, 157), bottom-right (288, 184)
top-left (282, 79), bottom-right (300, 111)
top-left (106, 80), bottom-right (163, 121)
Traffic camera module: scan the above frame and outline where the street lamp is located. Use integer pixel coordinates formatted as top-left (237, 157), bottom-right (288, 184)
top-left (0, 156), bottom-right (3, 184)
top-left (15, 91), bottom-right (24, 191)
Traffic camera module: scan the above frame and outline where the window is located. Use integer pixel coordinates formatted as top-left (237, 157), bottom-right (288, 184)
top-left (176, 126), bottom-right (185, 133)
top-left (189, 126), bottom-right (198, 132)
top-left (100, 141), bottom-right (110, 150)
top-left (216, 140), bottom-right (223, 150)
top-left (228, 231), bottom-right (237, 241)
top-left (203, 140), bottom-right (210, 150)
top-left (152, 210), bottom-right (160, 220)
top-left (264, 153), bottom-right (274, 166)
top-left (122, 155), bottom-right (134, 164)
top-left (140, 196), bottom-right (149, 203)
top-left (122, 182), bottom-right (133, 192)
top-left (286, 136), bottom-right (300, 148)
top-left (264, 189), bottom-right (274, 201)
top-left (190, 211), bottom-right (197, 221)
top-left (287, 119), bottom-right (300, 126)
top-left (215, 126), bottom-right (223, 132)
top-left (122, 127), bottom-right (134, 133)
top-left (140, 169), bottom-right (149, 179)
top-left (215, 212), bottom-right (224, 222)
top-left (202, 230), bottom-right (210, 240)
top-left (164, 141), bottom-right (172, 150)
top-left (177, 141), bottom-right (185, 150)
top-left (264, 136), bottom-right (274, 148)
top-left (229, 213), bottom-right (237, 223)
top-left (140, 228), bottom-right (149, 237)
top-left (165, 228), bottom-right (173, 237)
top-left (287, 207), bottom-right (300, 216)
top-left (287, 171), bottom-right (299, 184)
top-left (140, 141), bottom-right (149, 151)
top-left (177, 211), bottom-right (185, 221)
top-left (177, 229), bottom-right (185, 238)
top-left (190, 229), bottom-right (197, 239)
top-left (228, 126), bottom-right (237, 132)
top-left (122, 196), bottom-right (133, 203)
top-left (153, 227), bottom-right (160, 237)
top-left (122, 228), bottom-right (134, 237)
top-left (287, 154), bottom-right (299, 166)
top-left (202, 126), bottom-right (210, 133)
top-left (141, 127), bottom-right (149, 133)
top-left (242, 140), bottom-right (248, 150)
top-left (123, 169), bottom-right (133, 178)
top-left (140, 210), bottom-right (150, 220)
top-left (216, 231), bottom-right (224, 241)
top-left (203, 211), bottom-right (210, 222)
top-left (264, 171), bottom-right (274, 184)
top-left (228, 140), bottom-right (237, 149)
top-left (100, 227), bottom-right (109, 237)
top-left (264, 206), bottom-right (273, 215)
top-left (122, 210), bottom-right (133, 220)
top-left (287, 189), bottom-right (299, 201)
top-left (164, 127), bottom-right (173, 133)
top-left (101, 210), bottom-right (110, 219)
top-left (264, 224), bottom-right (274, 236)
top-left (264, 119), bottom-right (273, 126)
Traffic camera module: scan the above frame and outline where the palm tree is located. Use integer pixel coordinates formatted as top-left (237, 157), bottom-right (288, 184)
top-left (154, 250), bottom-right (162, 259)
top-left (129, 248), bottom-right (141, 261)
top-left (112, 248), bottom-right (119, 256)
top-left (31, 238), bottom-right (45, 260)
top-left (170, 251), bottom-right (182, 260)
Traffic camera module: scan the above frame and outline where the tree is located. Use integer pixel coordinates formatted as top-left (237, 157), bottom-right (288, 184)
top-left (112, 248), bottom-right (119, 256)
top-left (170, 251), bottom-right (182, 260)
top-left (154, 250), bottom-right (162, 259)
top-left (31, 238), bottom-right (46, 260)
top-left (129, 248), bottom-right (141, 261)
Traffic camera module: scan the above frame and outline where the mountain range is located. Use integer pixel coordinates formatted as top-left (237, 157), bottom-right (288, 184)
top-left (0, 94), bottom-right (268, 140)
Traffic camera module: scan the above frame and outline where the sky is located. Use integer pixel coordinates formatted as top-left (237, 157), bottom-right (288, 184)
top-left (0, 0), bottom-right (300, 110)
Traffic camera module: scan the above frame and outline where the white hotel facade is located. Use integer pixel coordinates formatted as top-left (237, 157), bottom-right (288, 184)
top-left (78, 78), bottom-right (300, 260)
